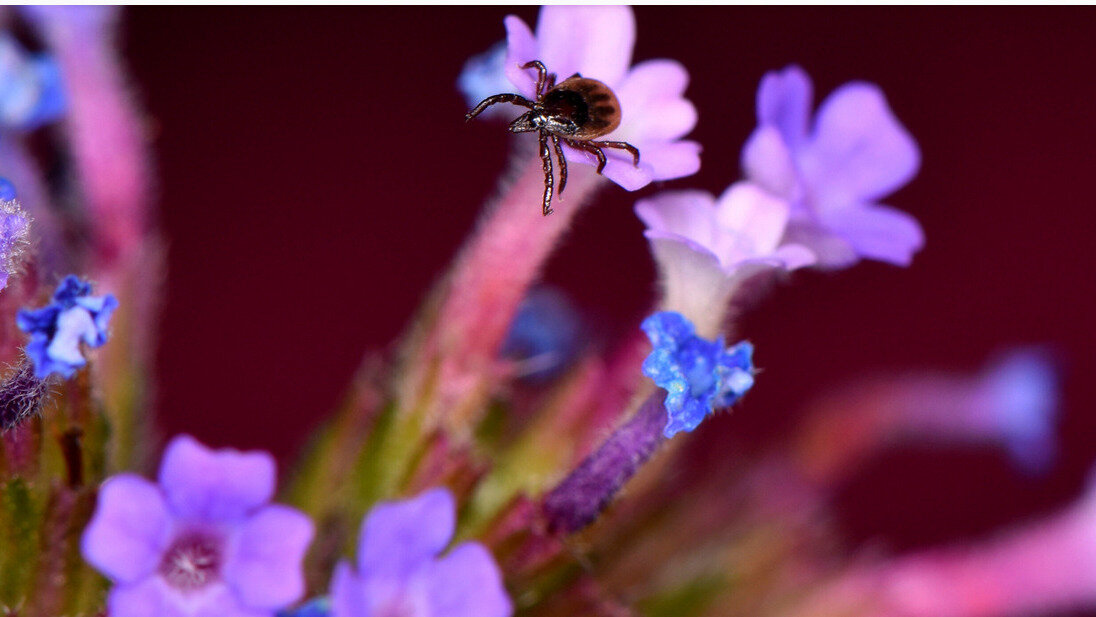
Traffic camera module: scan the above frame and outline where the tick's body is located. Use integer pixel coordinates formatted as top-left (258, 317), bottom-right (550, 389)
top-left (466, 61), bottom-right (641, 216)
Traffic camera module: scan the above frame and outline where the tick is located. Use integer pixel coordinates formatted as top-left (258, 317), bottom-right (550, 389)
top-left (466, 60), bottom-right (640, 216)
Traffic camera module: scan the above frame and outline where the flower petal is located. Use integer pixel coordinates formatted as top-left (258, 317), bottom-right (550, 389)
top-left (81, 474), bottom-right (172, 584)
top-left (801, 82), bottom-right (920, 207)
top-left (108, 578), bottom-right (185, 617)
top-left (634, 190), bottom-right (718, 246)
top-left (223, 505), bottom-right (313, 609)
top-left (158, 435), bottom-right (276, 522)
top-left (645, 235), bottom-right (736, 337)
top-left (424, 543), bottom-right (512, 617)
top-left (45, 307), bottom-right (94, 368)
top-left (503, 15), bottom-right (538, 98)
top-left (614, 59), bottom-right (696, 142)
top-left (757, 65), bottom-right (812, 148)
top-left (535, 6), bottom-right (634, 87)
top-left (714, 182), bottom-right (793, 255)
top-left (820, 202), bottom-right (924, 267)
top-left (357, 488), bottom-right (455, 579)
top-left (741, 126), bottom-right (799, 200)
top-left (330, 561), bottom-right (370, 617)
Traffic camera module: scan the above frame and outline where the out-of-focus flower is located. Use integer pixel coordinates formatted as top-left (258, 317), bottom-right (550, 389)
top-left (462, 6), bottom-right (700, 191)
top-left (743, 65), bottom-right (922, 268)
top-left (81, 435), bottom-right (314, 617)
top-left (500, 286), bottom-right (584, 381)
top-left (0, 177), bottom-right (16, 200)
top-left (975, 347), bottom-right (1059, 474)
top-left (458, 42), bottom-right (511, 119)
top-left (16, 275), bottom-right (117, 378)
top-left (641, 311), bottom-right (754, 438)
top-left (0, 32), bottom-right (65, 131)
top-left (795, 347), bottom-right (1060, 484)
top-left (636, 185), bottom-right (814, 336)
top-left (331, 488), bottom-right (512, 617)
top-left (0, 197), bottom-right (30, 291)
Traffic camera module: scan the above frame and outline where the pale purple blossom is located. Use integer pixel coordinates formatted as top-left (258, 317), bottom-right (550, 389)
top-left (81, 435), bottom-right (314, 617)
top-left (462, 6), bottom-right (700, 191)
top-left (743, 65), bottom-right (922, 268)
top-left (331, 488), bottom-right (512, 617)
top-left (635, 184), bottom-right (813, 336)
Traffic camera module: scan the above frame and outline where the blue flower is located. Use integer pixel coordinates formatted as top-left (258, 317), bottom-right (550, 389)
top-left (16, 275), bottom-right (118, 378)
top-left (331, 488), bottom-right (512, 617)
top-left (641, 311), bottom-right (754, 438)
top-left (500, 287), bottom-right (584, 382)
top-left (0, 33), bottom-right (66, 131)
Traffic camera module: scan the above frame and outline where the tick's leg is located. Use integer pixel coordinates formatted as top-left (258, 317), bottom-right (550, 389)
top-left (545, 72), bottom-right (558, 91)
top-left (466, 94), bottom-right (534, 121)
top-left (588, 140), bottom-right (640, 166)
top-left (552, 135), bottom-right (568, 196)
top-left (539, 132), bottom-right (555, 216)
top-left (566, 139), bottom-right (608, 174)
top-left (522, 60), bottom-right (549, 97)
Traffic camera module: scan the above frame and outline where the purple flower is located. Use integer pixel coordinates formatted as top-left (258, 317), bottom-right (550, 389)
top-left (742, 65), bottom-right (922, 268)
top-left (81, 435), bottom-right (314, 617)
top-left (331, 488), bottom-right (512, 617)
top-left (462, 6), bottom-right (700, 191)
top-left (641, 311), bottom-right (755, 438)
top-left (0, 196), bottom-right (29, 291)
top-left (635, 184), bottom-right (814, 337)
top-left (16, 275), bottom-right (118, 378)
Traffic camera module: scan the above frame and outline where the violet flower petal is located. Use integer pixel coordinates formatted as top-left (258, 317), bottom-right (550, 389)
top-left (357, 487), bottom-right (455, 579)
top-left (424, 543), bottom-right (513, 617)
top-left (108, 578), bottom-right (184, 617)
top-left (534, 6), bottom-right (634, 91)
top-left (223, 505), bottom-right (314, 609)
top-left (756, 64), bottom-right (812, 148)
top-left (741, 125), bottom-right (800, 199)
top-left (820, 202), bottom-right (924, 266)
top-left (612, 59), bottom-right (696, 142)
top-left (800, 82), bottom-right (920, 208)
top-left (81, 474), bottom-right (172, 584)
top-left (330, 562), bottom-right (369, 617)
top-left (158, 434), bottom-right (276, 522)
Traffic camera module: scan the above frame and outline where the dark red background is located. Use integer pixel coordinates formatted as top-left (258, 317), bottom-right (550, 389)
top-left (122, 8), bottom-right (1096, 559)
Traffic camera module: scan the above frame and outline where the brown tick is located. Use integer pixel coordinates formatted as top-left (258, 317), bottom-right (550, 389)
top-left (466, 60), bottom-right (640, 216)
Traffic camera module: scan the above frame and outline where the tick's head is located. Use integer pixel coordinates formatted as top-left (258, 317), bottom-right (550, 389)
top-left (508, 111), bottom-right (542, 134)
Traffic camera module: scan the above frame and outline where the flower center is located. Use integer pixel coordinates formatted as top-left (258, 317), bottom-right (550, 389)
top-left (158, 530), bottom-right (224, 592)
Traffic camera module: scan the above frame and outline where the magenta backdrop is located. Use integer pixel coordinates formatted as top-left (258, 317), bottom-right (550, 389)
top-left (122, 7), bottom-right (1096, 560)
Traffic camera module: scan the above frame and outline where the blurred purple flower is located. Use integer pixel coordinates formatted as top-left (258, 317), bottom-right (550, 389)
top-left (0, 32), bottom-right (65, 131)
top-left (975, 347), bottom-right (1059, 474)
top-left (331, 488), bottom-right (512, 617)
top-left (0, 196), bottom-right (29, 291)
top-left (16, 275), bottom-right (117, 378)
top-left (743, 65), bottom-right (922, 268)
top-left (461, 6), bottom-right (700, 191)
top-left (81, 435), bottom-right (314, 617)
top-left (642, 311), bottom-right (755, 438)
top-left (635, 184), bottom-right (813, 335)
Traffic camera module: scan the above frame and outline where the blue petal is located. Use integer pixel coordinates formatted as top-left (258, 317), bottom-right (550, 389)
top-left (642, 311), bottom-right (756, 438)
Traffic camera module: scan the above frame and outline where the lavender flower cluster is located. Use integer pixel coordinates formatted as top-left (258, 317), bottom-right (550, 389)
top-left (0, 7), bottom-right (1079, 617)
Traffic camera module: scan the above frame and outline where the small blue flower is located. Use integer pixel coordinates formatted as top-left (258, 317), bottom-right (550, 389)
top-left (500, 287), bottom-right (584, 382)
top-left (16, 275), bottom-right (118, 378)
top-left (641, 311), bottom-right (754, 438)
top-left (0, 33), bottom-right (66, 131)
top-left (0, 178), bottom-right (16, 201)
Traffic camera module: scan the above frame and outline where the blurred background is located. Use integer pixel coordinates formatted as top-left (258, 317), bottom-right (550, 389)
top-left (121, 7), bottom-right (1095, 568)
